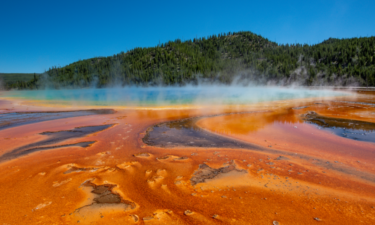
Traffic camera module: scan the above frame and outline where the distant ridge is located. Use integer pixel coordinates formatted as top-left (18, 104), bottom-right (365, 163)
top-left (2, 31), bottom-right (375, 89)
top-left (0, 73), bottom-right (39, 89)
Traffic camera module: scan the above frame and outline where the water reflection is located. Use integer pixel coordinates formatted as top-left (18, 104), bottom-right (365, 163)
top-left (0, 109), bottom-right (114, 130)
top-left (302, 111), bottom-right (375, 143)
top-left (196, 98), bottom-right (375, 144)
top-left (197, 109), bottom-right (302, 135)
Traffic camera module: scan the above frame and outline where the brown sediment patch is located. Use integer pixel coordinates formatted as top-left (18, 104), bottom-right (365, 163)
top-left (0, 124), bottom-right (113, 162)
top-left (149, 209), bottom-right (176, 221)
top-left (71, 180), bottom-right (136, 223)
top-left (158, 155), bottom-right (180, 160)
top-left (116, 161), bottom-right (140, 170)
top-left (130, 214), bottom-right (139, 222)
top-left (134, 152), bottom-right (152, 158)
top-left (143, 216), bottom-right (155, 221)
top-left (0, 109), bottom-right (115, 130)
top-left (64, 165), bottom-right (102, 174)
top-left (52, 178), bottom-right (72, 187)
top-left (184, 210), bottom-right (194, 215)
top-left (74, 180), bottom-right (135, 211)
top-left (190, 162), bottom-right (247, 186)
top-left (275, 156), bottom-right (290, 161)
top-left (174, 156), bottom-right (189, 161)
top-left (157, 155), bottom-right (189, 161)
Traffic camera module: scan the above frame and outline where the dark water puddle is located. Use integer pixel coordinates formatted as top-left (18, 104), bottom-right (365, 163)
top-left (144, 113), bottom-right (375, 184)
top-left (0, 109), bottom-right (115, 130)
top-left (302, 111), bottom-right (375, 143)
top-left (1, 142), bottom-right (96, 162)
top-left (0, 124), bottom-right (114, 162)
top-left (143, 112), bottom-right (266, 150)
top-left (274, 156), bottom-right (290, 161)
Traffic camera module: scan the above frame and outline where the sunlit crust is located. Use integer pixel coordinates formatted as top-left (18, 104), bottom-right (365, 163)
top-left (0, 90), bottom-right (375, 224)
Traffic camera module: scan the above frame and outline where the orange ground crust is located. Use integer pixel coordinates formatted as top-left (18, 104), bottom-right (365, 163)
top-left (0, 92), bottom-right (374, 224)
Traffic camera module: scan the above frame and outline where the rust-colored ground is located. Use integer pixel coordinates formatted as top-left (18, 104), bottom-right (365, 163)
top-left (0, 90), bottom-right (375, 225)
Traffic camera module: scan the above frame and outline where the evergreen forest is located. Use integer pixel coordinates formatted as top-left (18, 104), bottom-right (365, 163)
top-left (2, 31), bottom-right (375, 89)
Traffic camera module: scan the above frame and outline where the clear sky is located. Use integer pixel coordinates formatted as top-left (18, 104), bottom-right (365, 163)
top-left (1, 0), bottom-right (374, 73)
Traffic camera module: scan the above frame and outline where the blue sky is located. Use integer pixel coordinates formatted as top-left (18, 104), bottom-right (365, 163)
top-left (1, 0), bottom-right (374, 73)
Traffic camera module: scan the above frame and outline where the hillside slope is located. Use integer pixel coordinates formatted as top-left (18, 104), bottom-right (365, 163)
top-left (3, 31), bottom-right (375, 89)
top-left (0, 73), bottom-right (39, 89)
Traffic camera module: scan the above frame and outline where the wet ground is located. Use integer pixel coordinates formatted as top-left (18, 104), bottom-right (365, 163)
top-left (302, 111), bottom-right (375, 143)
top-left (0, 89), bottom-right (375, 224)
top-left (0, 109), bottom-right (115, 130)
top-left (143, 112), bottom-right (266, 150)
top-left (0, 124), bottom-right (113, 162)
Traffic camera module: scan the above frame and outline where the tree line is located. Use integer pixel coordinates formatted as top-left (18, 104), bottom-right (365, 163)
top-left (3, 31), bottom-right (375, 89)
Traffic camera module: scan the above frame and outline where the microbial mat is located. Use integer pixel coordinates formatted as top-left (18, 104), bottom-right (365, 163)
top-left (0, 87), bottom-right (375, 224)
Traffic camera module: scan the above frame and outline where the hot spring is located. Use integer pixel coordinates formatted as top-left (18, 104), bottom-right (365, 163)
top-left (0, 86), bottom-right (350, 106)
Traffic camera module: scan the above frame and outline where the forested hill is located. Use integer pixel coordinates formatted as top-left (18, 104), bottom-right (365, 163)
top-left (3, 31), bottom-right (375, 89)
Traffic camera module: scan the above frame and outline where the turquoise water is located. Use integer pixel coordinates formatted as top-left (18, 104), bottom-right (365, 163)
top-left (0, 87), bottom-right (349, 106)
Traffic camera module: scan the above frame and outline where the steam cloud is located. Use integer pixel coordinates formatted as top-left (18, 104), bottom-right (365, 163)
top-left (3, 86), bottom-right (350, 108)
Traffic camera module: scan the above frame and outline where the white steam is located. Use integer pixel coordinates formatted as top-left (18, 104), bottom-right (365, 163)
top-left (2, 85), bottom-right (350, 107)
